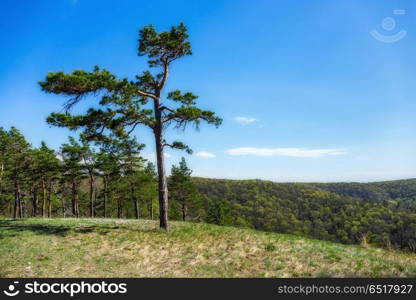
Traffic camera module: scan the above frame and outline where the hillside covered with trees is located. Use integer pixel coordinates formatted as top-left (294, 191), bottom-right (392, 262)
top-left (193, 178), bottom-right (416, 252)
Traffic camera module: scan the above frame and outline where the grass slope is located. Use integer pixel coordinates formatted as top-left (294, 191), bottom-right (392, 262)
top-left (1, 218), bottom-right (415, 278)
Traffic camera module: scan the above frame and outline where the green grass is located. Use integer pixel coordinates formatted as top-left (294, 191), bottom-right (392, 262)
top-left (0, 218), bottom-right (415, 277)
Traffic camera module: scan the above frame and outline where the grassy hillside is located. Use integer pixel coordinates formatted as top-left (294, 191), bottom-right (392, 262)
top-left (1, 218), bottom-right (416, 277)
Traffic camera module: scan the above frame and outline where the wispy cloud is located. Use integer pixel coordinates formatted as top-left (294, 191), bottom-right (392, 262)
top-left (196, 151), bottom-right (216, 158)
top-left (234, 116), bottom-right (257, 125)
top-left (225, 147), bottom-right (347, 158)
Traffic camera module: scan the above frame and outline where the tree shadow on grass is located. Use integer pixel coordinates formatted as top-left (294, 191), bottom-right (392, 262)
top-left (0, 219), bottom-right (162, 238)
top-left (0, 219), bottom-right (71, 238)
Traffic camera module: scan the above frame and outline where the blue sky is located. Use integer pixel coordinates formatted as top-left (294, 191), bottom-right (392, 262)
top-left (1, 0), bottom-right (416, 182)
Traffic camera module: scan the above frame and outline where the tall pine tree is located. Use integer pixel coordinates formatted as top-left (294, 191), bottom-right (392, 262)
top-left (39, 23), bottom-right (222, 231)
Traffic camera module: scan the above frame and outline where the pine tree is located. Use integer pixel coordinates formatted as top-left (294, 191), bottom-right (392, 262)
top-left (29, 142), bottom-right (60, 217)
top-left (96, 138), bottom-right (124, 218)
top-left (118, 137), bottom-right (145, 219)
top-left (39, 23), bottom-right (222, 231)
top-left (0, 127), bottom-right (8, 191)
top-left (59, 137), bottom-right (85, 217)
top-left (169, 157), bottom-right (200, 221)
top-left (3, 127), bottom-right (31, 218)
top-left (143, 162), bottom-right (157, 220)
top-left (79, 138), bottom-right (98, 218)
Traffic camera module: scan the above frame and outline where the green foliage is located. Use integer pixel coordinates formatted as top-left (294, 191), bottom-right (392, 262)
top-left (0, 128), bottom-right (31, 217)
top-left (39, 23), bottom-right (222, 230)
top-left (138, 23), bottom-right (192, 67)
top-left (39, 23), bottom-right (222, 148)
top-left (205, 198), bottom-right (232, 226)
top-left (168, 158), bottom-right (201, 221)
top-left (193, 178), bottom-right (416, 252)
top-left (265, 243), bottom-right (276, 252)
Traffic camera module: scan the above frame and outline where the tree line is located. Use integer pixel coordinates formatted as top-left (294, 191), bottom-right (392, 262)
top-left (1, 127), bottom-right (415, 252)
top-left (0, 126), bottom-right (200, 222)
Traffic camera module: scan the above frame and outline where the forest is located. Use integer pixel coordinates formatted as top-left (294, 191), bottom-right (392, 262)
top-left (193, 178), bottom-right (416, 252)
top-left (1, 125), bottom-right (415, 253)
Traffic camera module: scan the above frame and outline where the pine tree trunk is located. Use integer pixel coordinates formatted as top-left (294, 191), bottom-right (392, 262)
top-left (61, 194), bottom-right (66, 218)
top-left (18, 184), bottom-right (23, 218)
top-left (32, 186), bottom-right (38, 217)
top-left (75, 191), bottom-right (79, 217)
top-left (71, 177), bottom-right (79, 217)
top-left (154, 102), bottom-right (169, 231)
top-left (103, 176), bottom-right (108, 218)
top-left (89, 172), bottom-right (94, 218)
top-left (182, 203), bottom-right (187, 221)
top-left (0, 162), bottom-right (3, 182)
top-left (117, 197), bottom-right (122, 219)
top-left (41, 179), bottom-right (46, 218)
top-left (150, 199), bottom-right (153, 220)
top-left (129, 185), bottom-right (139, 219)
top-left (13, 179), bottom-right (18, 219)
top-left (134, 200), bottom-right (139, 219)
top-left (47, 182), bottom-right (52, 218)
top-left (20, 194), bottom-right (25, 218)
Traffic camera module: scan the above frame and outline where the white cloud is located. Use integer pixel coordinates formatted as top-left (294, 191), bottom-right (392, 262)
top-left (234, 116), bottom-right (257, 125)
top-left (196, 151), bottom-right (216, 158)
top-left (225, 147), bottom-right (347, 158)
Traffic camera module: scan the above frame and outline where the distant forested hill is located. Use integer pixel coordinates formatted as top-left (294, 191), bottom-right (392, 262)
top-left (311, 179), bottom-right (416, 211)
top-left (193, 178), bottom-right (416, 252)
top-left (311, 179), bottom-right (416, 203)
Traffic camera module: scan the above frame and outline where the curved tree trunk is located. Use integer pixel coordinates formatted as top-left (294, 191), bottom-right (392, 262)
top-left (153, 93), bottom-right (169, 231)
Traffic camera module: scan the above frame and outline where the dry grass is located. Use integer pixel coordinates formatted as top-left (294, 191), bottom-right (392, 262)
top-left (0, 218), bottom-right (415, 277)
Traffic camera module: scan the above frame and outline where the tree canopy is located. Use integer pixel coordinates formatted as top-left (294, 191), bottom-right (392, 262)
top-left (39, 23), bottom-right (222, 231)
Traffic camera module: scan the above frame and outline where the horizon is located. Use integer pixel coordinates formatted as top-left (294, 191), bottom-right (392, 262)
top-left (191, 175), bottom-right (416, 184)
top-left (1, 0), bottom-right (416, 182)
